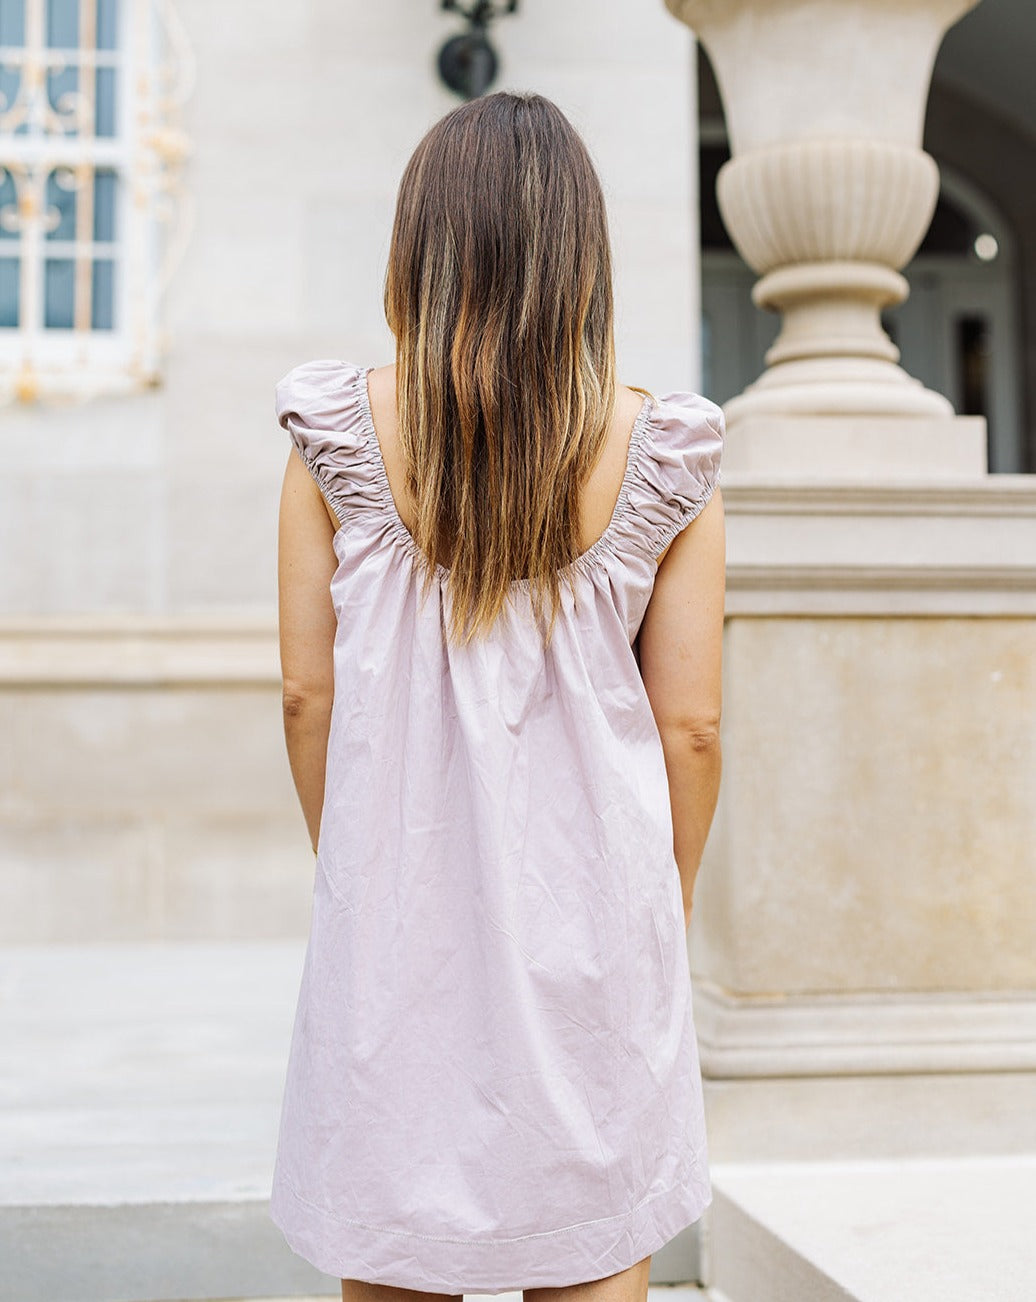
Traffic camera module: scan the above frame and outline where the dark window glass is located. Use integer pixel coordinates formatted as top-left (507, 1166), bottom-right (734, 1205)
top-left (96, 0), bottom-right (118, 50)
top-left (47, 63), bottom-right (79, 135)
top-left (0, 257), bottom-right (18, 327)
top-left (91, 256), bottom-right (113, 329)
top-left (0, 2), bottom-right (26, 45)
top-left (0, 169), bottom-right (18, 241)
top-left (95, 65), bottom-right (116, 136)
top-left (957, 314), bottom-right (990, 418)
top-left (45, 168), bottom-right (76, 241)
top-left (44, 257), bottom-right (75, 327)
top-left (46, 0), bottom-right (78, 47)
top-left (94, 168), bottom-right (116, 241)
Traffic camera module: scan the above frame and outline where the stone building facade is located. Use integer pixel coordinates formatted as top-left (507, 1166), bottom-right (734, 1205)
top-left (1, 1), bottom-right (1034, 1296)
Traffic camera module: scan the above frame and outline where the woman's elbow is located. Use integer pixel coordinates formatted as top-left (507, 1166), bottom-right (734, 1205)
top-left (658, 715), bottom-right (722, 754)
top-left (281, 679), bottom-right (334, 720)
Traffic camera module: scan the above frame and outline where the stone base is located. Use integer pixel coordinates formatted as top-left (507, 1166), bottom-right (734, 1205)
top-left (720, 413), bottom-right (988, 479)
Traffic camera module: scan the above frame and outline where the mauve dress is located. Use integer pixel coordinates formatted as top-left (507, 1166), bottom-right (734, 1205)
top-left (268, 359), bottom-right (725, 1294)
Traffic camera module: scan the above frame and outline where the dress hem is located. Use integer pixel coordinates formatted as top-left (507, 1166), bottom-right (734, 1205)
top-left (268, 1169), bottom-right (712, 1295)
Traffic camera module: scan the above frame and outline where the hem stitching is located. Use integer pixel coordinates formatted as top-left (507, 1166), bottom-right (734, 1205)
top-left (276, 1163), bottom-right (707, 1248)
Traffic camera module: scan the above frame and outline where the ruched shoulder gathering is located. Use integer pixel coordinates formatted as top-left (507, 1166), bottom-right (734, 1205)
top-left (275, 357), bottom-right (725, 584)
top-left (613, 387), bottom-right (724, 563)
top-left (275, 358), bottom-right (383, 524)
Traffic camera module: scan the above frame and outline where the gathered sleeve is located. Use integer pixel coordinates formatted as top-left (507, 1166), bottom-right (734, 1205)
top-left (275, 358), bottom-right (380, 523)
top-left (620, 390), bottom-right (725, 560)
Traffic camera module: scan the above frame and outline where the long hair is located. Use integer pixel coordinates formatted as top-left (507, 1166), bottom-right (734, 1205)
top-left (384, 91), bottom-right (617, 648)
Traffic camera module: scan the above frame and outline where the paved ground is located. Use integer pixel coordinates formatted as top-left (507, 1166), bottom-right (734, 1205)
top-left (233, 1292), bottom-right (711, 1301)
top-left (236, 1292), bottom-right (711, 1301)
top-left (4, 941), bottom-right (1031, 1302)
top-left (0, 941), bottom-right (707, 1302)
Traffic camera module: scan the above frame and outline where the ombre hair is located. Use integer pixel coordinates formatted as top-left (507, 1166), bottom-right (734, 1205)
top-left (384, 91), bottom-right (617, 648)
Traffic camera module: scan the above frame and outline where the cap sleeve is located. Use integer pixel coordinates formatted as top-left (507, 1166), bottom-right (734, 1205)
top-left (274, 358), bottom-right (377, 521)
top-left (625, 390), bottom-right (724, 558)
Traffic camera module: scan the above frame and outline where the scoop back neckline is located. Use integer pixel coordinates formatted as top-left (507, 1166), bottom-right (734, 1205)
top-left (354, 363), bottom-right (654, 593)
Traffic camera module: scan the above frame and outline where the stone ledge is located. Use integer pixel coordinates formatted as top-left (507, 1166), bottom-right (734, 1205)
top-left (725, 563), bottom-right (1036, 614)
top-left (0, 614), bottom-right (279, 685)
top-left (722, 476), bottom-right (1036, 512)
top-left (717, 416), bottom-right (989, 480)
top-left (693, 980), bottom-right (1036, 1078)
top-left (720, 476), bottom-right (1036, 613)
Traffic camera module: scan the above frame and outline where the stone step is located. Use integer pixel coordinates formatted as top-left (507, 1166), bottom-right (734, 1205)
top-left (708, 1155), bottom-right (1036, 1302)
top-left (0, 941), bottom-right (703, 1302)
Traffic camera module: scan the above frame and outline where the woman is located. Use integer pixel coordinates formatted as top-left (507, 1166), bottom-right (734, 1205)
top-left (271, 91), bottom-right (725, 1302)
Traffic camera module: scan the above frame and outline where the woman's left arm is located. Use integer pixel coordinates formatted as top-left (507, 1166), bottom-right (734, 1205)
top-left (278, 449), bottom-right (340, 853)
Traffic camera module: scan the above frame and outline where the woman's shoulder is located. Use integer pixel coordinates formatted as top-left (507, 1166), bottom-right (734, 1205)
top-left (274, 358), bottom-right (372, 433)
top-left (614, 382), bottom-right (725, 561)
top-left (637, 383), bottom-right (725, 474)
top-left (274, 360), bottom-right (385, 520)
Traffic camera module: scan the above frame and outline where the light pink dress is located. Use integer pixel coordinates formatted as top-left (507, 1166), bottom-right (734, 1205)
top-left (269, 359), bottom-right (724, 1294)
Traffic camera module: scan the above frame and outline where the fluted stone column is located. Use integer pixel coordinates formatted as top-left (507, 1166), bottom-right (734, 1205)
top-left (667, 0), bottom-right (982, 437)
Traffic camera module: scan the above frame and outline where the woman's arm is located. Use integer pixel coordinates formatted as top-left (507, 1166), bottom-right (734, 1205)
top-left (636, 488), bottom-right (726, 930)
top-left (278, 449), bottom-right (340, 853)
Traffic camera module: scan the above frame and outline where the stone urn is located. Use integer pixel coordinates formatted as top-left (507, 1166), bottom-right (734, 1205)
top-left (666, 0), bottom-right (982, 422)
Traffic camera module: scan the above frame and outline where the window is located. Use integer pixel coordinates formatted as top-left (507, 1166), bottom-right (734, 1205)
top-left (0, 0), bottom-right (192, 402)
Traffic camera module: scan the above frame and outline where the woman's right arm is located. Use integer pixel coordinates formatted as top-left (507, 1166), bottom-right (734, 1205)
top-left (636, 488), bottom-right (726, 930)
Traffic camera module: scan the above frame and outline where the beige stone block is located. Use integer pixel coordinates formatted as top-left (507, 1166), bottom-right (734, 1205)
top-left (309, 0), bottom-right (449, 64)
top-left (498, 0), bottom-right (689, 70)
top-left (0, 819), bottom-right (163, 942)
top-left (177, 0), bottom-right (312, 60)
top-left (0, 616), bottom-right (279, 687)
top-left (170, 194), bottom-right (308, 337)
top-left (0, 388), bottom-right (162, 473)
top-left (161, 337), bottom-right (309, 466)
top-left (693, 616), bottom-right (1036, 994)
top-left (300, 195), bottom-right (399, 352)
top-left (0, 812), bottom-right (313, 944)
top-left (722, 414), bottom-right (988, 480)
top-left (159, 816), bottom-right (315, 940)
top-left (166, 473), bottom-right (278, 610)
top-left (703, 1072), bottom-right (1036, 1162)
top-left (0, 673), bottom-right (315, 940)
top-left (0, 472), bottom-right (163, 614)
top-left (306, 63), bottom-right (454, 195)
top-left (611, 198), bottom-right (697, 391)
top-left (5, 686), bottom-right (294, 820)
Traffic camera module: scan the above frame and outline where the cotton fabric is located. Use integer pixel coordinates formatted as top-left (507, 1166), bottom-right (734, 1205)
top-left (269, 359), bottom-right (724, 1294)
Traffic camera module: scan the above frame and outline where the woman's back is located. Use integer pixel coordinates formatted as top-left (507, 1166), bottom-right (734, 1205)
top-left (269, 355), bottom-right (723, 1294)
top-left (365, 363), bottom-right (657, 568)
